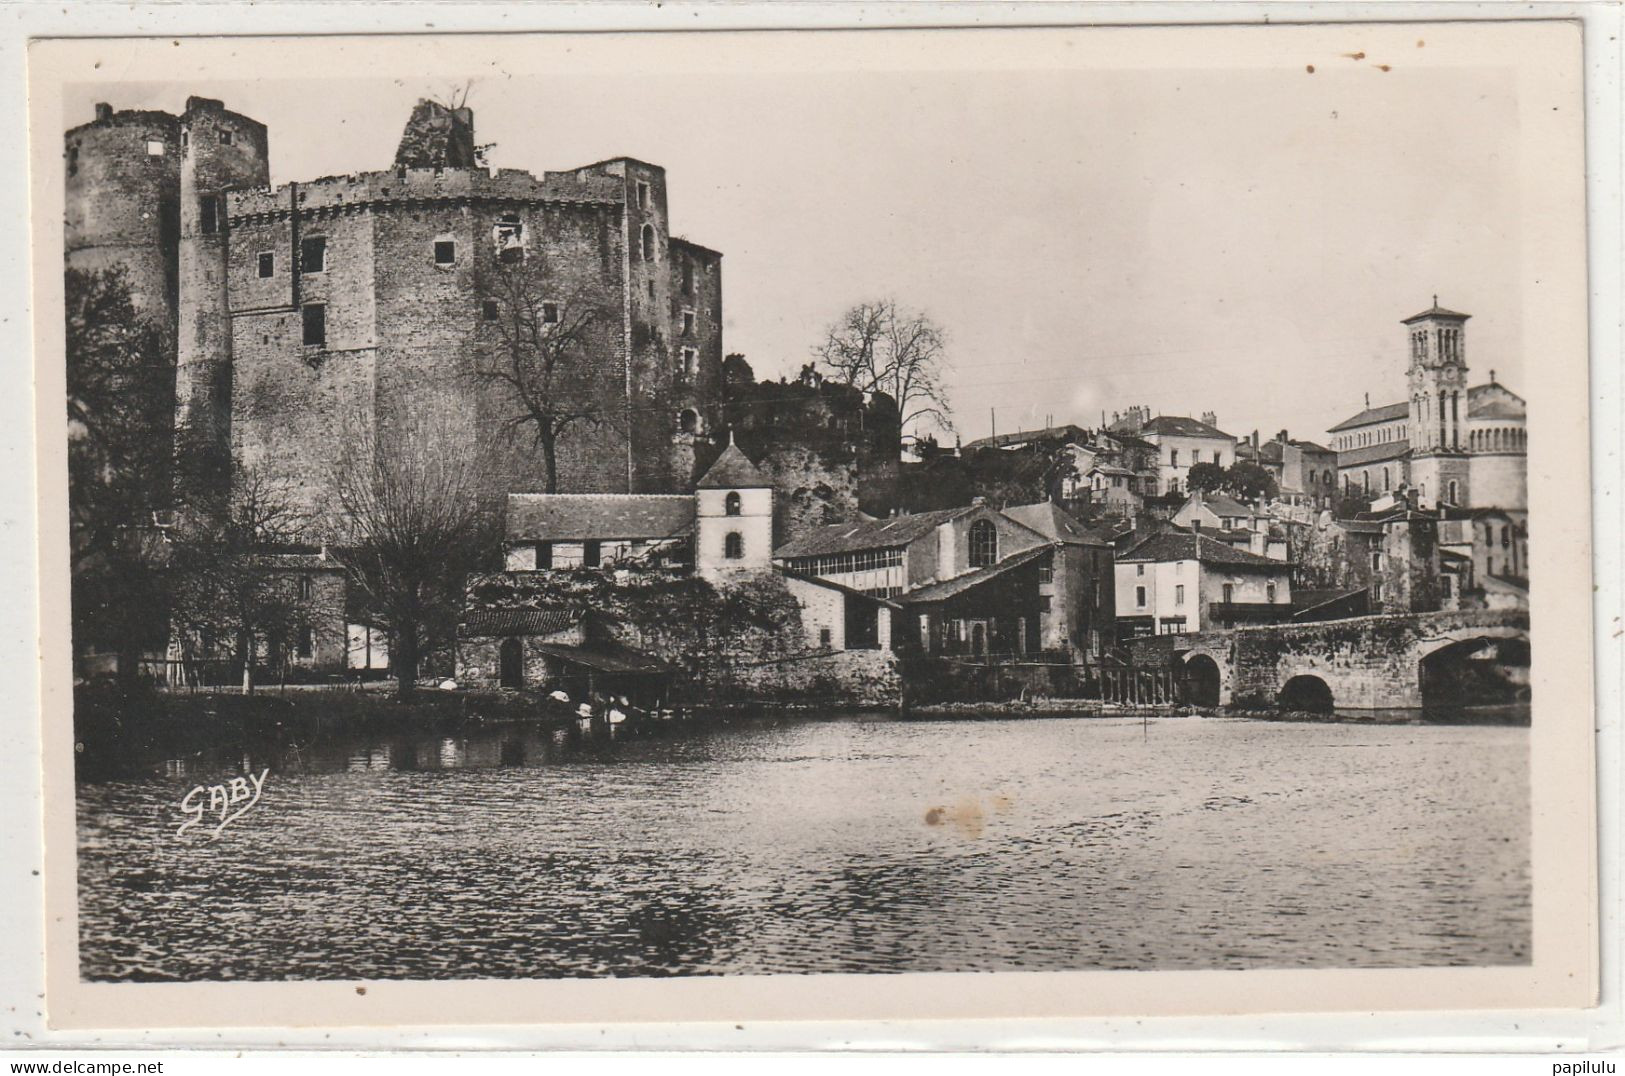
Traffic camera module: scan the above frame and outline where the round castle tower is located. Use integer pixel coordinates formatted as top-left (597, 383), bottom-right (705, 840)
top-left (64, 103), bottom-right (182, 343)
top-left (174, 96), bottom-right (269, 502)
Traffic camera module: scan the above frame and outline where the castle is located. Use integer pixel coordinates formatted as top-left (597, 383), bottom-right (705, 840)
top-left (66, 96), bottom-right (726, 522)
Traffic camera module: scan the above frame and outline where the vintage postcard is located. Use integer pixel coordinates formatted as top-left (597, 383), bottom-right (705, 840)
top-left (30, 20), bottom-right (1597, 1032)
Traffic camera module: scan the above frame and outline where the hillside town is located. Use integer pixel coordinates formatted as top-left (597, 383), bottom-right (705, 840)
top-left (67, 96), bottom-right (1530, 719)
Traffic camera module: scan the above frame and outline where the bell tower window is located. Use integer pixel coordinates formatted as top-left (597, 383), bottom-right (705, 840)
top-left (724, 491), bottom-right (741, 517)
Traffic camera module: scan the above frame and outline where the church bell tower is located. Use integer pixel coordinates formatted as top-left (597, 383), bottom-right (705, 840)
top-left (1404, 297), bottom-right (1472, 509)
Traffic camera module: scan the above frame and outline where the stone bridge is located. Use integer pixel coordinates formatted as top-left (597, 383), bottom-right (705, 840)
top-left (1174, 609), bottom-right (1530, 711)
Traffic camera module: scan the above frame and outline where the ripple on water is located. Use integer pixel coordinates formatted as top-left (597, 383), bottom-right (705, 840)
top-left (76, 713), bottom-right (1530, 980)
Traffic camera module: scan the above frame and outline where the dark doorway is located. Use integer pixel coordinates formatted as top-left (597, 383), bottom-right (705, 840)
top-left (1278, 674), bottom-right (1334, 713)
top-left (844, 596), bottom-right (879, 650)
top-left (1182, 654), bottom-right (1222, 707)
top-left (499, 637), bottom-right (524, 689)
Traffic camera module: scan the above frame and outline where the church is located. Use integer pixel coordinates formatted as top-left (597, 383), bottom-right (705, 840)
top-left (1327, 299), bottom-right (1527, 522)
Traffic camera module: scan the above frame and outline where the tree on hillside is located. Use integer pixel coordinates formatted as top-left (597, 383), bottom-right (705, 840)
top-left (167, 466), bottom-right (307, 695)
top-left (1223, 461), bottom-right (1278, 504)
top-left (472, 251), bottom-right (610, 494)
top-left (814, 299), bottom-right (953, 438)
top-left (65, 267), bottom-right (175, 681)
top-left (1185, 461), bottom-right (1227, 496)
top-left (328, 416), bottom-right (496, 700)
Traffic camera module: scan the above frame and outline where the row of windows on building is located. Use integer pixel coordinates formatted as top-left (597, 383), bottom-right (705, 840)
top-left (1335, 425), bottom-right (1407, 452)
top-left (1167, 449), bottom-right (1224, 466)
top-left (1410, 327), bottom-right (1463, 362)
top-left (784, 547), bottom-right (906, 577)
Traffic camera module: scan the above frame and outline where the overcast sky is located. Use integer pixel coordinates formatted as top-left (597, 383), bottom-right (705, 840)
top-left (68, 56), bottom-right (1525, 446)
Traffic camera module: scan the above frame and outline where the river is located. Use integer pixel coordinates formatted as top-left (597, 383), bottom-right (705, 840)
top-left (76, 709), bottom-right (1530, 981)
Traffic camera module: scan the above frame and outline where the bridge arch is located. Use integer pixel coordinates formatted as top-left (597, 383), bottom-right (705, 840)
top-left (1278, 674), bottom-right (1335, 714)
top-left (1177, 645), bottom-right (1232, 707)
top-left (1418, 628), bottom-right (1531, 708)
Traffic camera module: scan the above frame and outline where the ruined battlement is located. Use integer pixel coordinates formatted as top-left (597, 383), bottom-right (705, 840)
top-left (228, 166), bottom-right (624, 220)
top-left (66, 105), bottom-right (181, 139)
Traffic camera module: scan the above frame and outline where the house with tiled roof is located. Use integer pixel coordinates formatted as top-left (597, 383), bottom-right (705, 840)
top-left (1114, 527), bottom-right (1292, 637)
top-left (999, 501), bottom-right (1117, 659)
top-left (1134, 412), bottom-right (1236, 497)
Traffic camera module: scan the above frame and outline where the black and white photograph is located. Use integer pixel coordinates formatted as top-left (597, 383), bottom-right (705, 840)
top-left (29, 19), bottom-right (1597, 1028)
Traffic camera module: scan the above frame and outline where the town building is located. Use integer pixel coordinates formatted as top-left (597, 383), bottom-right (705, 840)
top-left (1000, 500), bottom-right (1117, 660)
top-left (1328, 300), bottom-right (1526, 516)
top-left (1236, 431), bottom-right (1338, 509)
top-left (1133, 413), bottom-right (1236, 496)
top-left (1438, 507), bottom-right (1529, 610)
top-left (1115, 529), bottom-right (1293, 637)
top-left (1170, 491), bottom-right (1289, 561)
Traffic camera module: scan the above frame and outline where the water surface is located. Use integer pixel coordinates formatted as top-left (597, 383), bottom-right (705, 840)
top-left (77, 710), bottom-right (1530, 980)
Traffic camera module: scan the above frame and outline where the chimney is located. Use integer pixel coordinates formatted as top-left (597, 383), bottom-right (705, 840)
top-left (1364, 392), bottom-right (1371, 408)
top-left (94, 102), bottom-right (112, 122)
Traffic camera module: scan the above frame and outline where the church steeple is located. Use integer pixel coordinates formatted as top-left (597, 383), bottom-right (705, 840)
top-left (1403, 298), bottom-right (1471, 454)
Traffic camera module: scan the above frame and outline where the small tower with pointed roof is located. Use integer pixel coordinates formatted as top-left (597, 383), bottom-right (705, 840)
top-left (695, 434), bottom-right (773, 580)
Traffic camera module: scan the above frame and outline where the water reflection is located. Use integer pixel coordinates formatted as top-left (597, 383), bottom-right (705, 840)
top-left (76, 710), bottom-right (1531, 981)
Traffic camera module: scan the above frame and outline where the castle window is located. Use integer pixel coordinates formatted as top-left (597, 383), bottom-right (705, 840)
top-left (434, 240), bottom-right (456, 266)
top-left (682, 311), bottom-right (695, 338)
top-left (678, 347), bottom-right (698, 382)
top-left (819, 627), bottom-right (832, 648)
top-left (199, 195), bottom-right (218, 235)
top-left (493, 215), bottom-right (525, 262)
top-left (636, 181), bottom-right (650, 210)
top-left (968, 519), bottom-right (998, 568)
top-left (482, 299), bottom-right (499, 321)
top-left (724, 491), bottom-right (741, 516)
top-left (724, 532), bottom-right (744, 560)
top-left (296, 625), bottom-right (313, 659)
top-left (302, 303), bottom-right (326, 347)
top-left (180, 131), bottom-right (188, 153)
top-left (682, 260), bottom-right (694, 296)
top-left (146, 139), bottom-right (165, 156)
top-left (300, 236), bottom-right (327, 273)
top-left (218, 129), bottom-right (233, 145)
top-left (257, 252), bottom-right (274, 278)
top-left (67, 145), bottom-right (78, 176)
top-left (1448, 480), bottom-right (1459, 505)
top-left (678, 409), bottom-right (699, 435)
top-left (298, 575), bottom-right (312, 600)
top-left (542, 302), bottom-right (559, 324)
top-left (641, 224), bottom-right (656, 262)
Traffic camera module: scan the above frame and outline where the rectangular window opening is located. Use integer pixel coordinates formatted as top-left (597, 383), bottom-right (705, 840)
top-left (146, 139), bottom-right (165, 156)
top-left (302, 304), bottom-right (326, 348)
top-left (482, 299), bottom-right (500, 321)
top-left (199, 195), bottom-right (218, 236)
top-left (300, 236), bottom-right (327, 273)
top-left (433, 240), bottom-right (457, 265)
top-left (542, 302), bottom-right (559, 324)
top-left (257, 252), bottom-right (274, 278)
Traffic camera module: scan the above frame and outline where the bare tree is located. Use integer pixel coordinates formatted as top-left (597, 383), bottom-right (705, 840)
top-left (327, 415), bottom-right (496, 700)
top-left (472, 251), bottom-right (609, 493)
top-left (814, 299), bottom-right (953, 437)
top-left (167, 465), bottom-right (307, 695)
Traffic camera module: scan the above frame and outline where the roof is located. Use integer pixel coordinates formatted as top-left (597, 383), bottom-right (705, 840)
top-left (506, 493), bottom-right (694, 542)
top-left (531, 641), bottom-right (672, 675)
top-left (1089, 463), bottom-right (1136, 477)
top-left (1000, 501), bottom-right (1112, 547)
top-left (1190, 493), bottom-right (1251, 518)
top-left (899, 546), bottom-right (1051, 605)
top-left (962, 424), bottom-right (1089, 452)
top-left (1288, 438), bottom-right (1334, 455)
top-left (773, 507), bottom-right (968, 559)
top-left (1440, 549), bottom-right (1473, 564)
top-left (461, 609), bottom-right (582, 637)
top-left (1139, 415), bottom-right (1233, 441)
top-left (1328, 400), bottom-right (1409, 432)
top-left (1336, 440), bottom-right (1411, 467)
top-left (1117, 530), bottom-right (1288, 570)
top-left (1468, 397), bottom-right (1525, 420)
top-left (1337, 519), bottom-right (1386, 535)
top-left (1401, 300), bottom-right (1471, 324)
top-left (696, 439), bottom-right (771, 489)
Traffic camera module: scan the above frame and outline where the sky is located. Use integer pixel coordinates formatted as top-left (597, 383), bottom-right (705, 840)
top-left (66, 49), bottom-right (1526, 448)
